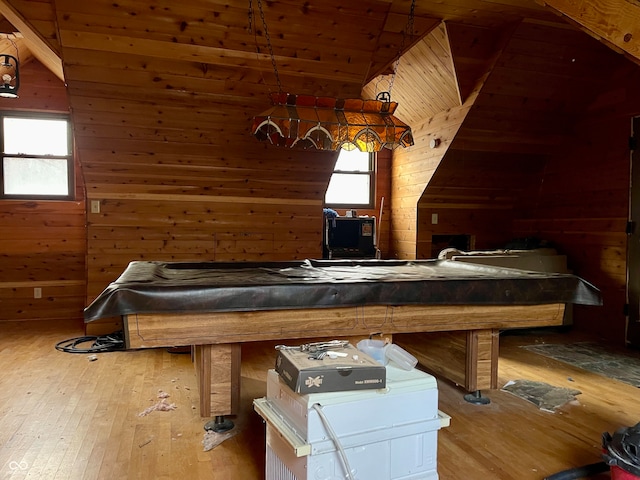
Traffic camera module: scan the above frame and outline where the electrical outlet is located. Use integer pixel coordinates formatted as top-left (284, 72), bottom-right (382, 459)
top-left (431, 213), bottom-right (438, 225)
top-left (90, 200), bottom-right (100, 214)
top-left (34, 287), bottom-right (42, 299)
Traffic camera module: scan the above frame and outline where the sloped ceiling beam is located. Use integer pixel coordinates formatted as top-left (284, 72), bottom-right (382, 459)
top-left (0, 34), bottom-right (33, 66)
top-left (538, 0), bottom-right (640, 65)
top-left (0, 0), bottom-right (63, 80)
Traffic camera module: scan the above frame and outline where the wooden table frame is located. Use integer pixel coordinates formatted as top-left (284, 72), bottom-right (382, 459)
top-left (123, 302), bottom-right (565, 417)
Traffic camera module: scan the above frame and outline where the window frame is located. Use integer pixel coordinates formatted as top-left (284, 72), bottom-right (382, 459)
top-left (324, 150), bottom-right (375, 209)
top-left (0, 111), bottom-right (74, 201)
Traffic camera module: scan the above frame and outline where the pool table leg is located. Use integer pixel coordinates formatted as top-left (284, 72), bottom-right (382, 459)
top-left (193, 343), bottom-right (241, 418)
top-left (394, 329), bottom-right (499, 393)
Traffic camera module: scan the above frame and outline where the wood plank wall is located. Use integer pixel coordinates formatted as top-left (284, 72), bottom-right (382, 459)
top-left (419, 150), bottom-right (547, 257)
top-left (47, 0), bottom-right (390, 333)
top-left (402, 19), bottom-right (638, 343)
top-left (410, 20), bottom-right (627, 255)
top-left (393, 105), bottom-right (469, 259)
top-left (83, 145), bottom-right (334, 333)
top-left (513, 65), bottom-right (640, 342)
top-left (0, 60), bottom-right (85, 324)
top-left (83, 147), bottom-right (392, 334)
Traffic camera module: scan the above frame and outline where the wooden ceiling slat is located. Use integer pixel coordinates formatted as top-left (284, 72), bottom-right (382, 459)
top-left (6, 0), bottom-right (59, 45)
top-left (446, 23), bottom-right (505, 104)
top-left (70, 96), bottom-right (246, 118)
top-left (64, 63), bottom-right (228, 95)
top-left (369, 24), bottom-right (460, 124)
top-left (64, 63), bottom-right (354, 106)
top-left (60, 38), bottom-right (367, 87)
top-left (538, 0), bottom-right (640, 65)
top-left (72, 112), bottom-right (241, 134)
top-left (407, 0), bottom-right (555, 25)
top-left (54, 0), bottom-right (250, 27)
top-left (0, 0), bottom-right (62, 78)
top-left (75, 132), bottom-right (327, 158)
top-left (58, 30), bottom-right (367, 83)
top-left (9, 0), bottom-right (56, 21)
top-left (62, 47), bottom-right (250, 82)
top-left (57, 11), bottom-right (386, 59)
top-left (366, 18), bottom-right (442, 80)
top-left (65, 81), bottom-right (279, 113)
top-left (54, 0), bottom-right (393, 55)
top-left (75, 122), bottom-right (252, 146)
top-left (55, 0), bottom-right (390, 25)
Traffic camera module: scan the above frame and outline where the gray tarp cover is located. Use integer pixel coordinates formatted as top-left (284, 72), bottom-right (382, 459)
top-left (83, 259), bottom-right (602, 322)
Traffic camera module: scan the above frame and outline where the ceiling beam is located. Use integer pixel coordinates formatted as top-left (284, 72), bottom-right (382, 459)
top-left (0, 0), bottom-right (63, 80)
top-left (538, 0), bottom-right (640, 65)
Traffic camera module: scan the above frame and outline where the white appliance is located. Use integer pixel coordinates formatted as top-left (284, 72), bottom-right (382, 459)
top-left (254, 365), bottom-right (449, 480)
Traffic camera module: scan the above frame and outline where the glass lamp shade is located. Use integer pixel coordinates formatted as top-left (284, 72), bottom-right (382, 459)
top-left (252, 93), bottom-right (414, 152)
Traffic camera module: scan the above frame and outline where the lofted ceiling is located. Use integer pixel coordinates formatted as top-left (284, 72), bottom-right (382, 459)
top-left (0, 0), bottom-right (635, 144)
top-left (0, 0), bottom-right (637, 202)
top-left (0, 0), bottom-right (634, 130)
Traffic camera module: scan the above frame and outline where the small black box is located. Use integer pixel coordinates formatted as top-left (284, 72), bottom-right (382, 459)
top-left (274, 343), bottom-right (386, 394)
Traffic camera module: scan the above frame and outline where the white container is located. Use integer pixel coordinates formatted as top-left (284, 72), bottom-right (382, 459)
top-left (384, 344), bottom-right (418, 371)
top-left (356, 340), bottom-right (419, 371)
top-left (255, 366), bottom-right (449, 480)
top-left (356, 339), bottom-right (388, 365)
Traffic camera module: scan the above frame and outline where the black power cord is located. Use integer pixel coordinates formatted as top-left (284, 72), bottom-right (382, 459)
top-left (55, 331), bottom-right (124, 354)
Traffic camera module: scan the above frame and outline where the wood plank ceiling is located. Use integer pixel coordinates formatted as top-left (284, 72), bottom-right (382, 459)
top-left (4, 0), bottom-right (628, 153)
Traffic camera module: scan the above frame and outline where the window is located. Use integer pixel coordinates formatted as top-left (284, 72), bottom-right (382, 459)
top-left (1, 113), bottom-right (73, 200)
top-left (324, 149), bottom-right (374, 208)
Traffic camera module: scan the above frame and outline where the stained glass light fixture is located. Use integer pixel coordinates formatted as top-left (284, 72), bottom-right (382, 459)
top-left (252, 93), bottom-right (414, 152)
top-left (248, 0), bottom-right (415, 153)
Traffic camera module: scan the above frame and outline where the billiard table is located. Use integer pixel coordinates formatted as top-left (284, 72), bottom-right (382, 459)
top-left (84, 258), bottom-right (601, 418)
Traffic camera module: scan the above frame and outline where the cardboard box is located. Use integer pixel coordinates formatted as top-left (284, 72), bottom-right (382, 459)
top-left (274, 343), bottom-right (386, 394)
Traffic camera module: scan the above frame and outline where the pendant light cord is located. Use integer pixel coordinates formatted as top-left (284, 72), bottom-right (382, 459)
top-left (387, 0), bottom-right (416, 98)
top-left (248, 0), bottom-right (283, 93)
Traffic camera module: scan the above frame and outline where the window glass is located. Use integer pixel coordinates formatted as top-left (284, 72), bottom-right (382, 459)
top-left (3, 157), bottom-right (69, 195)
top-left (333, 148), bottom-right (370, 172)
top-left (325, 173), bottom-right (370, 205)
top-left (325, 149), bottom-right (374, 207)
top-left (4, 118), bottom-right (70, 155)
top-left (1, 114), bottom-right (73, 199)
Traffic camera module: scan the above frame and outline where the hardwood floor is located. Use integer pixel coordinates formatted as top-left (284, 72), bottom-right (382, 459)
top-left (1, 320), bottom-right (639, 479)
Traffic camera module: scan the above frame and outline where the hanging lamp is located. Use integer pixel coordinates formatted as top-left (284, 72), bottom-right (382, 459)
top-left (0, 54), bottom-right (19, 99)
top-left (252, 93), bottom-right (413, 152)
top-left (249, 0), bottom-right (414, 153)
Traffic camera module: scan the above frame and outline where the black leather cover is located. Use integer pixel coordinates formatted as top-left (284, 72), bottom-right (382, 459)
top-left (84, 259), bottom-right (602, 322)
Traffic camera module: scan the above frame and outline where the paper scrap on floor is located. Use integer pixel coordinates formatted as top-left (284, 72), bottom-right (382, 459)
top-left (501, 379), bottom-right (581, 413)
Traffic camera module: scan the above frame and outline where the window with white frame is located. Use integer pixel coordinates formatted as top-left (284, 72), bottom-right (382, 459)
top-left (0, 113), bottom-right (73, 200)
top-left (324, 149), bottom-right (374, 208)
